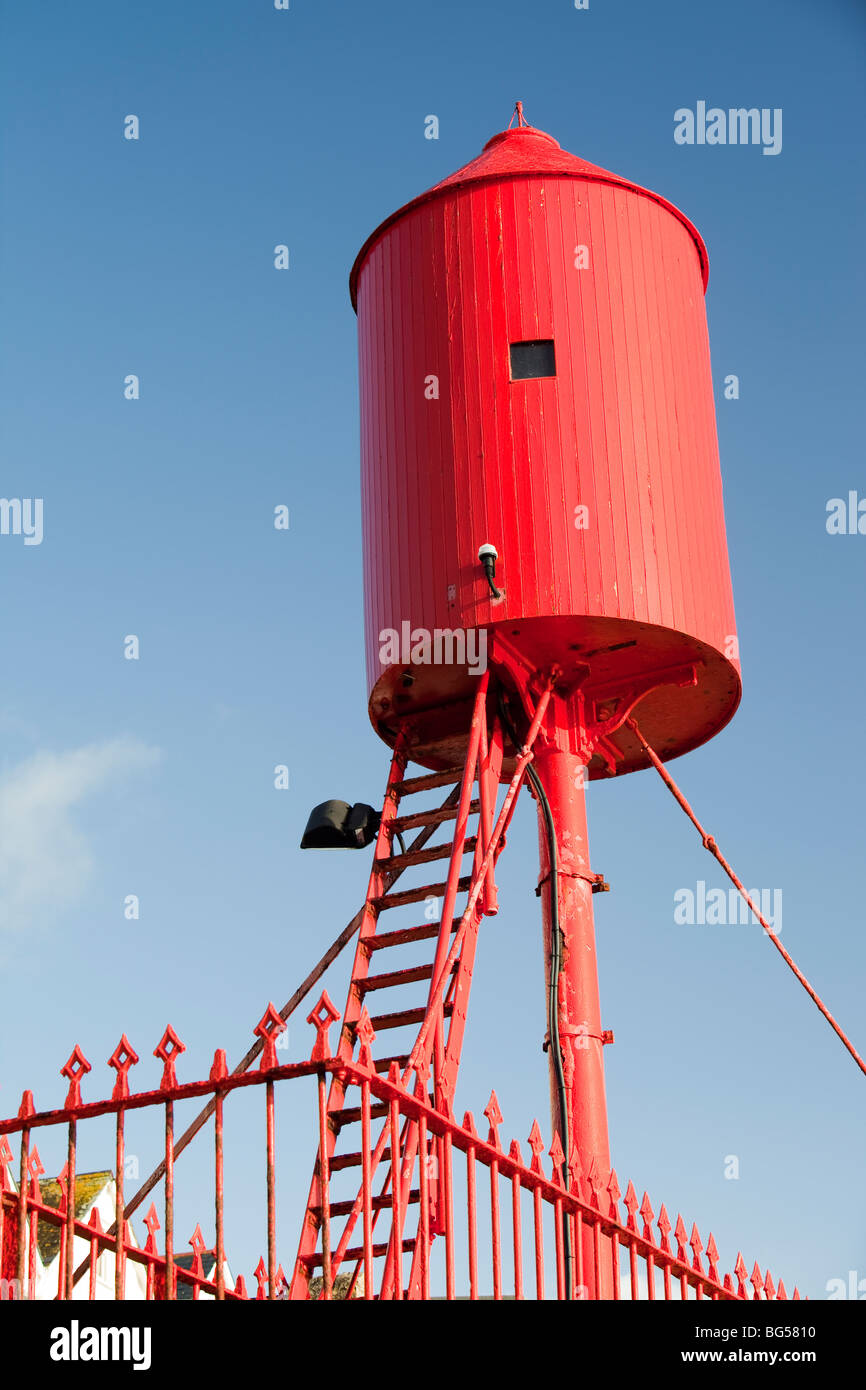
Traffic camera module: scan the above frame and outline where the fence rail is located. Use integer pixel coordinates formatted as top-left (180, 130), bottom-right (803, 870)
top-left (0, 999), bottom-right (801, 1301)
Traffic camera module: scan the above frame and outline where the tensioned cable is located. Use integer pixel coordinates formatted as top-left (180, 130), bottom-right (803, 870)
top-left (626, 717), bottom-right (866, 1079)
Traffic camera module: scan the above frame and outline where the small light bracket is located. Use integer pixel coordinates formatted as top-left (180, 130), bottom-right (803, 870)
top-left (478, 542), bottom-right (502, 600)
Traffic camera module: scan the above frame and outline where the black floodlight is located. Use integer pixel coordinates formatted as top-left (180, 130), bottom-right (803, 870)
top-left (300, 800), bottom-right (381, 850)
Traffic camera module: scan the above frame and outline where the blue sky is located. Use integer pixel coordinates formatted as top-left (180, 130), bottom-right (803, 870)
top-left (0, 0), bottom-right (863, 1298)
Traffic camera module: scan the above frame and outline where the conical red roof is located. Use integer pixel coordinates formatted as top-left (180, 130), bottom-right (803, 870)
top-left (431, 123), bottom-right (618, 189)
top-left (350, 119), bottom-right (708, 306)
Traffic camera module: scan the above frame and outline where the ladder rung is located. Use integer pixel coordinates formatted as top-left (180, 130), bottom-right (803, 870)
top-left (359, 961), bottom-right (458, 994)
top-left (391, 800), bottom-right (480, 834)
top-left (304, 1238), bottom-right (415, 1268)
top-left (345, 1238), bottom-right (416, 1263)
top-left (367, 1003), bottom-right (453, 1032)
top-left (359, 964), bottom-right (435, 993)
top-left (373, 1054), bottom-right (410, 1074)
top-left (375, 876), bottom-right (472, 911)
top-left (394, 769), bottom-right (464, 796)
top-left (376, 836), bottom-right (477, 874)
top-left (314, 1190), bottom-right (421, 1219)
top-left (368, 921), bottom-right (460, 952)
top-left (334, 1102), bottom-right (390, 1127)
top-left (330, 1146), bottom-right (392, 1171)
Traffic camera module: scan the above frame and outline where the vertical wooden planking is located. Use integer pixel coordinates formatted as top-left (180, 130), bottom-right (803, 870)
top-left (355, 120), bottom-right (740, 764)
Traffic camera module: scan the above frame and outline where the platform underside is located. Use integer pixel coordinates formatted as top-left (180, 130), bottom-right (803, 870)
top-left (368, 615), bottom-right (741, 778)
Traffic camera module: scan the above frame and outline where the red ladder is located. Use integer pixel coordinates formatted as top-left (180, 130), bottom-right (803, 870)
top-left (290, 677), bottom-right (506, 1298)
top-left (290, 673), bottom-right (554, 1298)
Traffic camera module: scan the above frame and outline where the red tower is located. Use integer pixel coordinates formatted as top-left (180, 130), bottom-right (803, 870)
top-left (350, 106), bottom-right (740, 1249)
top-left (1, 108), bottom-right (832, 1313)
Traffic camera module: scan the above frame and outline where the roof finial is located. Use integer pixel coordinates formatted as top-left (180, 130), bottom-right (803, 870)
top-left (509, 100), bottom-right (530, 130)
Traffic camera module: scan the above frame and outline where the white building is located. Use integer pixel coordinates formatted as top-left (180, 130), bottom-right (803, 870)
top-left (2, 1170), bottom-right (230, 1300)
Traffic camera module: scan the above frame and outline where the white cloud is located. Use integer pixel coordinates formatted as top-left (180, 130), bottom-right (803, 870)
top-left (0, 738), bottom-right (161, 930)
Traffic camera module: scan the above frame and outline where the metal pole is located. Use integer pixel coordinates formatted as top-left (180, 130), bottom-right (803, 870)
top-left (531, 744), bottom-right (613, 1297)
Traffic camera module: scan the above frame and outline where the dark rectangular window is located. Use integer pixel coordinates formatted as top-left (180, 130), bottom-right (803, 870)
top-left (509, 339), bottom-right (556, 380)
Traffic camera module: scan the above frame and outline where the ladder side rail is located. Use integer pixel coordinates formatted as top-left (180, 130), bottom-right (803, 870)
top-left (436, 719), bottom-right (505, 1108)
top-left (426, 673), bottom-right (489, 1104)
top-left (477, 714), bottom-right (504, 915)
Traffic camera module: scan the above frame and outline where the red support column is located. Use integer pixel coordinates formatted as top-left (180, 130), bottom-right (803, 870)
top-left (532, 743), bottom-right (613, 1297)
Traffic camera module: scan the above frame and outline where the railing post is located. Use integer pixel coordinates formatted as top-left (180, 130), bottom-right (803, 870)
top-left (15, 1096), bottom-right (33, 1299)
top-left (317, 1070), bottom-right (332, 1300)
top-left (211, 1050), bottom-right (227, 1302)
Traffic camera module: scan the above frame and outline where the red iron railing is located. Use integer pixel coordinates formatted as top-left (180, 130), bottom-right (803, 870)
top-left (0, 1000), bottom-right (800, 1301)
